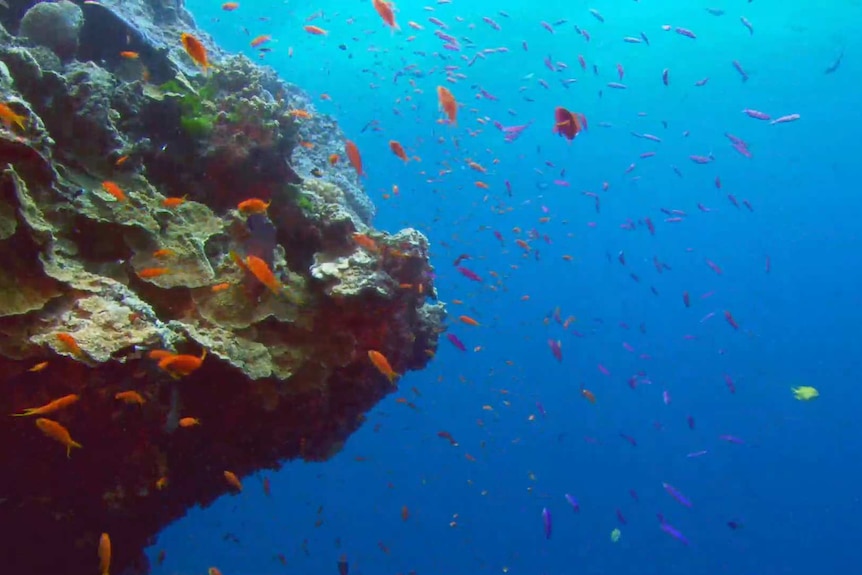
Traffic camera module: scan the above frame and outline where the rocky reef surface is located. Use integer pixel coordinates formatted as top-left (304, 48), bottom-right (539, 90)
top-left (0, 0), bottom-right (444, 573)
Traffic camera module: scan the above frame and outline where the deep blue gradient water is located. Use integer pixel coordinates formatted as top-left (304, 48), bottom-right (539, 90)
top-left (150, 1), bottom-right (862, 573)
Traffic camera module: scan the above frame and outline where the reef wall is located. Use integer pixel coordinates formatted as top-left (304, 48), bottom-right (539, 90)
top-left (0, 1), bottom-right (444, 573)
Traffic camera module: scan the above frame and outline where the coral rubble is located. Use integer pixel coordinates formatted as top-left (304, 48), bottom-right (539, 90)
top-left (0, 0), bottom-right (443, 573)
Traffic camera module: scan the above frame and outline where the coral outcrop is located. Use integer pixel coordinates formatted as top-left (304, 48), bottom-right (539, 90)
top-left (0, 0), bottom-right (444, 574)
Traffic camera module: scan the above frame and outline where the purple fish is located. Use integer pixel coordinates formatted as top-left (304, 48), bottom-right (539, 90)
top-left (662, 482), bottom-right (692, 508)
top-left (446, 333), bottom-right (466, 351)
top-left (675, 27), bottom-right (696, 39)
top-left (742, 108), bottom-right (770, 120)
top-left (456, 266), bottom-right (482, 282)
top-left (564, 493), bottom-right (580, 512)
top-left (732, 60), bottom-right (749, 82)
top-left (659, 520), bottom-right (690, 545)
top-left (541, 507), bottom-right (552, 539)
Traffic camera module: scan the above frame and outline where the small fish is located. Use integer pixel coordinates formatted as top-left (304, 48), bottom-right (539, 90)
top-left (12, 394), bottom-right (79, 417)
top-left (662, 482), bottom-right (693, 508)
top-left (368, 350), bottom-right (399, 383)
top-left (115, 390), bottom-right (145, 405)
top-left (304, 25), bottom-right (328, 35)
top-left (98, 533), bottom-right (111, 575)
top-left (223, 470), bottom-right (243, 492)
top-left (0, 102), bottom-right (27, 131)
top-left (541, 507), bottom-right (552, 539)
top-left (791, 385), bottom-right (819, 401)
top-left (180, 32), bottom-right (210, 72)
top-left (35, 418), bottom-right (82, 458)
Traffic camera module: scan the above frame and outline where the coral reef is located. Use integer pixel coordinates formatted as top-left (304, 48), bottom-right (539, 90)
top-left (0, 0), bottom-right (443, 573)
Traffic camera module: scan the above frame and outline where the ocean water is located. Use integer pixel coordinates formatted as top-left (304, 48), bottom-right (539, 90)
top-left (149, 1), bottom-right (862, 574)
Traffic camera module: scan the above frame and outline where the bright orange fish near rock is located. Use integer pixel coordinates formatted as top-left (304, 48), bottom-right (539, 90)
top-left (368, 350), bottom-right (399, 384)
top-left (224, 470), bottom-right (243, 492)
top-left (437, 86), bottom-right (458, 124)
top-left (35, 417), bottom-right (82, 458)
top-left (162, 196), bottom-right (187, 208)
top-left (345, 139), bottom-right (365, 177)
top-left (0, 102), bottom-right (27, 131)
top-left (157, 349), bottom-right (206, 378)
top-left (138, 267), bottom-right (171, 279)
top-left (388, 140), bottom-right (409, 162)
top-left (115, 390), bottom-right (145, 405)
top-left (12, 393), bottom-right (79, 417)
top-left (180, 32), bottom-right (210, 73)
top-left (101, 181), bottom-right (127, 202)
top-left (237, 198), bottom-right (271, 214)
top-left (245, 255), bottom-right (282, 294)
top-left (56, 332), bottom-right (84, 357)
top-left (98, 533), bottom-right (111, 575)
top-left (372, 0), bottom-right (399, 30)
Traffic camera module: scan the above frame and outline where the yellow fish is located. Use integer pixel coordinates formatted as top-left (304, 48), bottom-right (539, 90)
top-left (791, 386), bottom-right (819, 401)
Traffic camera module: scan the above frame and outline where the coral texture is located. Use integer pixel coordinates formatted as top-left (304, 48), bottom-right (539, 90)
top-left (0, 0), bottom-right (443, 573)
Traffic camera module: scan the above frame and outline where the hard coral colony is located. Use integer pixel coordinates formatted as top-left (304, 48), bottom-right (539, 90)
top-left (0, 0), bottom-right (441, 573)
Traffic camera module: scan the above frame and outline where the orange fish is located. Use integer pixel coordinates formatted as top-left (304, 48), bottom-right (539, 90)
top-left (152, 248), bottom-right (175, 259)
top-left (288, 109), bottom-right (312, 119)
top-left (388, 140), bottom-right (409, 162)
top-left (304, 25), bottom-right (328, 35)
top-left (368, 350), bottom-right (398, 384)
top-left (211, 282), bottom-right (231, 292)
top-left (101, 181), bottom-right (127, 202)
top-left (209, 568), bottom-right (223, 575)
top-left (115, 154), bottom-right (130, 167)
top-left (158, 349), bottom-right (206, 378)
top-left (35, 418), bottom-right (82, 458)
top-left (401, 505), bottom-right (410, 521)
top-left (155, 476), bottom-right (169, 490)
top-left (352, 232), bottom-right (379, 252)
top-left (250, 35), bottom-right (271, 47)
top-left (178, 417), bottom-right (200, 427)
top-left (224, 470), bottom-right (243, 492)
top-left (115, 390), bottom-right (145, 405)
top-left (162, 196), bottom-right (187, 208)
top-left (245, 255), bottom-right (282, 294)
top-left (458, 315), bottom-right (480, 326)
top-left (138, 267), bottom-right (171, 279)
top-left (12, 393), bottom-right (79, 417)
top-left (56, 332), bottom-right (84, 357)
top-left (237, 198), bottom-right (271, 214)
top-left (119, 51), bottom-right (139, 59)
top-left (221, 2), bottom-right (239, 10)
top-left (437, 86), bottom-right (458, 124)
top-left (345, 140), bottom-right (365, 177)
top-left (328, 153), bottom-right (339, 165)
top-left (581, 388), bottom-right (596, 404)
top-left (28, 361), bottom-right (49, 372)
top-left (98, 533), bottom-right (111, 575)
top-left (372, 0), bottom-right (399, 30)
top-left (180, 32), bottom-right (210, 72)
top-left (0, 102), bottom-right (27, 131)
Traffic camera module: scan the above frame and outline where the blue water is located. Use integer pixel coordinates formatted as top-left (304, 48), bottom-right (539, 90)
top-left (150, 1), bottom-right (862, 573)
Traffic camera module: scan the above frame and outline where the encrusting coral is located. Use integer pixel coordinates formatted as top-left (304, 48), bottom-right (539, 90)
top-left (0, 0), bottom-right (444, 574)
